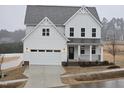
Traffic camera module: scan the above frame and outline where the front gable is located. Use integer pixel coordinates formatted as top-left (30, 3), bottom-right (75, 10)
top-left (23, 17), bottom-right (68, 42)
top-left (64, 7), bottom-right (102, 38)
top-left (23, 17), bottom-right (68, 49)
top-left (64, 6), bottom-right (103, 27)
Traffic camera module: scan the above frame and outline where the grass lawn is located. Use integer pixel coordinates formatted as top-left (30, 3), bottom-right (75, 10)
top-left (104, 44), bottom-right (124, 63)
top-left (0, 66), bottom-right (27, 81)
top-left (62, 66), bottom-right (109, 75)
top-left (0, 66), bottom-right (28, 88)
top-left (0, 54), bottom-right (28, 88)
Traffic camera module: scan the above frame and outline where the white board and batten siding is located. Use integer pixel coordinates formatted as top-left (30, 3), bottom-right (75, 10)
top-left (23, 18), bottom-right (67, 65)
top-left (65, 8), bottom-right (101, 38)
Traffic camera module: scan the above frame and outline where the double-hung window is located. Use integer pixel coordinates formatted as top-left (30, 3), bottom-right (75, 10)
top-left (81, 28), bottom-right (85, 37)
top-left (92, 46), bottom-right (96, 54)
top-left (42, 29), bottom-right (46, 36)
top-left (80, 46), bottom-right (85, 54)
top-left (42, 28), bottom-right (50, 36)
top-left (92, 28), bottom-right (96, 37)
top-left (46, 29), bottom-right (49, 36)
top-left (70, 27), bottom-right (74, 37)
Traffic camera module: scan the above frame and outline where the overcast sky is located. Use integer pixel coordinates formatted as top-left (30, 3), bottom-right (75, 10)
top-left (0, 5), bottom-right (124, 31)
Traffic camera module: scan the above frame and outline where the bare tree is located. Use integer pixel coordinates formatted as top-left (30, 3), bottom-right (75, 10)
top-left (107, 30), bottom-right (119, 64)
top-left (0, 54), bottom-right (4, 78)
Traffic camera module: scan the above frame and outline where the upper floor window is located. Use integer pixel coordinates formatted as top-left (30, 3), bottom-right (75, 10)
top-left (92, 28), bottom-right (96, 37)
top-left (42, 28), bottom-right (50, 36)
top-left (80, 46), bottom-right (85, 54)
top-left (81, 28), bottom-right (85, 37)
top-left (92, 46), bottom-right (96, 54)
top-left (70, 27), bottom-right (74, 37)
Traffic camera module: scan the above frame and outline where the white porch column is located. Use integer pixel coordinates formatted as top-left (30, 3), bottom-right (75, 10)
top-left (90, 45), bottom-right (92, 61)
top-left (100, 46), bottom-right (103, 61)
top-left (78, 45), bottom-right (80, 61)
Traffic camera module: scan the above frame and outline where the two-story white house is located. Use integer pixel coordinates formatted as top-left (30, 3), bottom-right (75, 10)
top-left (22, 5), bottom-right (103, 65)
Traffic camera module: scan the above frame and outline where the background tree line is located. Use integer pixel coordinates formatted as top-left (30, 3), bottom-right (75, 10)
top-left (102, 17), bottom-right (124, 41)
top-left (0, 29), bottom-right (25, 54)
top-left (0, 42), bottom-right (23, 54)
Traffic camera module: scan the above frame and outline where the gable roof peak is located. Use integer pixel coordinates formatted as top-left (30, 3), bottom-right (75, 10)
top-left (44, 17), bottom-right (49, 20)
top-left (25, 5), bottom-right (101, 25)
top-left (39, 17), bottom-right (50, 24)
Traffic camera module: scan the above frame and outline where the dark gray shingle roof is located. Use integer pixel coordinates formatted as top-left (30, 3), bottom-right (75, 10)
top-left (24, 5), bottom-right (101, 25)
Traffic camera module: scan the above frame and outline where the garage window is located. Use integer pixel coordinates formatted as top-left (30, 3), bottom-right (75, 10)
top-left (46, 50), bottom-right (53, 52)
top-left (54, 50), bottom-right (61, 52)
top-left (39, 50), bottom-right (45, 52)
top-left (31, 49), bottom-right (37, 52)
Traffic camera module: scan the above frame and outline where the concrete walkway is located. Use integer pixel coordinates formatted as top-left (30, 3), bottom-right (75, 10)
top-left (24, 65), bottom-right (66, 88)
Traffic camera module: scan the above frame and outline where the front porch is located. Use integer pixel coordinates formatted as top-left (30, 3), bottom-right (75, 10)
top-left (67, 44), bottom-right (103, 62)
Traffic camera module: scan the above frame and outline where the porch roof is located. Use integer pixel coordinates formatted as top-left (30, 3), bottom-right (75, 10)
top-left (67, 38), bottom-right (102, 44)
top-left (67, 43), bottom-right (102, 45)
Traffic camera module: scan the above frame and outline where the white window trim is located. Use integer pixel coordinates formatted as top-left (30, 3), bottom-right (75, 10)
top-left (80, 46), bottom-right (85, 54)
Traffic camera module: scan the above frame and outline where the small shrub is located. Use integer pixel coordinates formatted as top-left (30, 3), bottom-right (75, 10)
top-left (103, 60), bottom-right (109, 65)
top-left (90, 62), bottom-right (96, 66)
top-left (95, 60), bottom-right (99, 64)
top-left (79, 62), bottom-right (83, 67)
top-left (62, 62), bottom-right (68, 66)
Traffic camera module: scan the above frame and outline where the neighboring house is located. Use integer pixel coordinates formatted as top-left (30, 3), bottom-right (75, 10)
top-left (22, 5), bottom-right (103, 65)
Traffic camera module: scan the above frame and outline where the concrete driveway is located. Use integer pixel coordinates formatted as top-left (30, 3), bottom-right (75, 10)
top-left (24, 65), bottom-right (66, 88)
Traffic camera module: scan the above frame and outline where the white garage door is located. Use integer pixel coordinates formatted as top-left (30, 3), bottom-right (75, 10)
top-left (28, 50), bottom-right (62, 65)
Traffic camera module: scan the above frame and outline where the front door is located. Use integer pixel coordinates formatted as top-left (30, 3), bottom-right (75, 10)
top-left (69, 47), bottom-right (74, 59)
